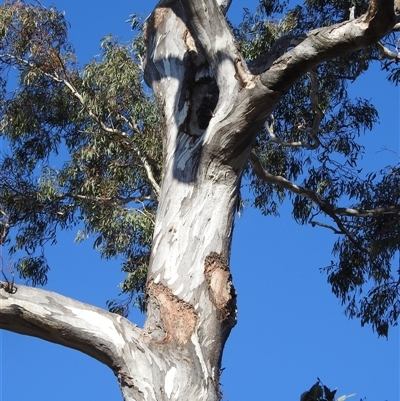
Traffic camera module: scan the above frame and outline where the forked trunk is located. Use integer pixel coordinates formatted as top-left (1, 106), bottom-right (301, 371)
top-left (130, 3), bottom-right (244, 400)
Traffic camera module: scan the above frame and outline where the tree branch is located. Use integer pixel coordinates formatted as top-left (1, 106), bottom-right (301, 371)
top-left (248, 152), bottom-right (400, 253)
top-left (61, 79), bottom-right (161, 198)
top-left (0, 283), bottom-right (143, 370)
top-left (260, 0), bottom-right (396, 93)
top-left (334, 204), bottom-right (400, 217)
top-left (249, 151), bottom-right (328, 208)
top-left (0, 53), bottom-right (161, 199)
top-left (266, 114), bottom-right (317, 149)
top-left (248, 34), bottom-right (306, 75)
top-left (375, 40), bottom-right (400, 60)
top-left (310, 220), bottom-right (343, 234)
top-left (249, 152), bottom-right (400, 219)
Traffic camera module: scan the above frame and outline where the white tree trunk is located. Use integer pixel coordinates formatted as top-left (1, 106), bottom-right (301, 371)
top-left (0, 1), bottom-right (397, 400)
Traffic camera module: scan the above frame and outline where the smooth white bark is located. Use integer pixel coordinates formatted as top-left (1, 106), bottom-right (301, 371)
top-left (1, 1), bottom-right (398, 400)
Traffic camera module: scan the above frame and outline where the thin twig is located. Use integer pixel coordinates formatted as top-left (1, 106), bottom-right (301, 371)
top-left (266, 70), bottom-right (323, 150)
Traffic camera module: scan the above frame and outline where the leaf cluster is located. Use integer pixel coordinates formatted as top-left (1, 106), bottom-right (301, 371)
top-left (236, 1), bottom-right (400, 335)
top-left (300, 379), bottom-right (337, 401)
top-left (322, 165), bottom-right (400, 337)
top-left (0, 0), bottom-right (163, 312)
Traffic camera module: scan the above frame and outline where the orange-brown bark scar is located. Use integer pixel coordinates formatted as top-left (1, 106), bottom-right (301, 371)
top-left (204, 252), bottom-right (237, 327)
top-left (147, 280), bottom-right (198, 344)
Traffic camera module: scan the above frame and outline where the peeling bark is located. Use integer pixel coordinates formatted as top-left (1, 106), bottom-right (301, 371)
top-left (147, 280), bottom-right (198, 344)
top-left (204, 252), bottom-right (236, 326)
top-left (0, 1), bottom-right (397, 401)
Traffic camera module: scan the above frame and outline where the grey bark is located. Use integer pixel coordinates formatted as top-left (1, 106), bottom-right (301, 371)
top-left (0, 1), bottom-right (397, 400)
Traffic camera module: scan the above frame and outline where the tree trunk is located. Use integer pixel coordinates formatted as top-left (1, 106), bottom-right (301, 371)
top-left (141, 4), bottom-right (241, 399)
top-left (0, 1), bottom-right (397, 401)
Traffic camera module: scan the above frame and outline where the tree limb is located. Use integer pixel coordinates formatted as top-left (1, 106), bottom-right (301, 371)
top-left (334, 204), bottom-right (400, 217)
top-left (310, 220), bottom-right (343, 234)
top-left (260, 0), bottom-right (396, 93)
top-left (0, 283), bottom-right (143, 370)
top-left (248, 151), bottom-right (356, 243)
top-left (248, 34), bottom-right (306, 75)
top-left (375, 41), bottom-right (400, 60)
top-left (249, 151), bottom-right (400, 253)
top-left (249, 152), bottom-right (400, 219)
top-left (266, 114), bottom-right (318, 149)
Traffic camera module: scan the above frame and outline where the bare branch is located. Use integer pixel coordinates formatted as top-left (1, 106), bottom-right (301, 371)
top-left (121, 116), bottom-right (161, 199)
top-left (62, 72), bottom-right (161, 199)
top-left (248, 151), bottom-right (400, 253)
top-left (334, 205), bottom-right (400, 217)
top-left (260, 0), bottom-right (396, 94)
top-left (375, 41), bottom-right (400, 60)
top-left (310, 220), bottom-right (343, 234)
top-left (131, 146), bottom-right (161, 199)
top-left (249, 151), bottom-right (325, 205)
top-left (0, 283), bottom-right (142, 368)
top-left (0, 266), bottom-right (16, 294)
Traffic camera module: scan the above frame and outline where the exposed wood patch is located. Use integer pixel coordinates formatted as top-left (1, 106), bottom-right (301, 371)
top-left (204, 252), bottom-right (237, 327)
top-left (234, 59), bottom-right (255, 89)
top-left (147, 280), bottom-right (198, 344)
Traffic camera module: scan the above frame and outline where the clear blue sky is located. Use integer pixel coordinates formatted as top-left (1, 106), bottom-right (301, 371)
top-left (1, 1), bottom-right (399, 400)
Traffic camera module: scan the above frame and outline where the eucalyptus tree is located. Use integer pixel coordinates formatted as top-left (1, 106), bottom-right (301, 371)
top-left (1, 1), bottom-right (400, 400)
